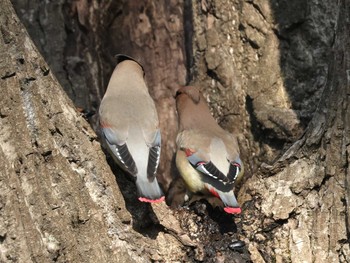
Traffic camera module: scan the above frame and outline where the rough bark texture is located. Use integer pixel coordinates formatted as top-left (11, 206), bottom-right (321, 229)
top-left (10, 0), bottom-right (119, 113)
top-left (3, 0), bottom-right (350, 262)
top-left (239, 0), bottom-right (350, 262)
top-left (104, 0), bottom-right (187, 189)
top-left (11, 0), bottom-right (186, 189)
top-left (0, 1), bottom-right (188, 262)
top-left (187, 0), bottom-right (349, 261)
top-left (188, 0), bottom-right (337, 167)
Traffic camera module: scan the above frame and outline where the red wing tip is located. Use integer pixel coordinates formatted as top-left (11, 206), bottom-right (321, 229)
top-left (224, 207), bottom-right (242, 214)
top-left (100, 121), bottom-right (112, 128)
top-left (184, 148), bottom-right (195, 157)
top-left (138, 196), bottom-right (165, 203)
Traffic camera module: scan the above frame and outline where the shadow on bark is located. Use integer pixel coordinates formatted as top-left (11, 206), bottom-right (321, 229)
top-left (9, 0), bottom-right (350, 262)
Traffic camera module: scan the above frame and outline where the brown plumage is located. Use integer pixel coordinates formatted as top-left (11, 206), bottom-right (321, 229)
top-left (174, 86), bottom-right (244, 214)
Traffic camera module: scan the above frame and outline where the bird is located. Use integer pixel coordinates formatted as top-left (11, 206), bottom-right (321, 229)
top-left (99, 54), bottom-right (164, 203)
top-left (174, 86), bottom-right (244, 214)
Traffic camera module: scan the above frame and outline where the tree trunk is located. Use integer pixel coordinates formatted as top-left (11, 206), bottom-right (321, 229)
top-left (239, 0), bottom-right (350, 262)
top-left (0, 1), bottom-right (187, 262)
top-left (184, 0), bottom-right (349, 261)
top-left (3, 0), bottom-right (350, 262)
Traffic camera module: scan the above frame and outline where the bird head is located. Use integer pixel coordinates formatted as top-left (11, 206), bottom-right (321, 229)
top-left (175, 86), bottom-right (217, 131)
top-left (175, 86), bottom-right (201, 104)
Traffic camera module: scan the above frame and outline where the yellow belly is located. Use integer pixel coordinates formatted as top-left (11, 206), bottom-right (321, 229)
top-left (175, 150), bottom-right (205, 193)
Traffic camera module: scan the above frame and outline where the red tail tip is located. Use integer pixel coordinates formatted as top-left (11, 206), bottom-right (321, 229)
top-left (138, 196), bottom-right (165, 203)
top-left (224, 207), bottom-right (242, 214)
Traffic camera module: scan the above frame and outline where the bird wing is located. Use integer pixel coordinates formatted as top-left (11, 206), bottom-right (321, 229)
top-left (221, 133), bottom-right (244, 184)
top-left (178, 130), bottom-right (242, 188)
top-left (101, 125), bottom-right (138, 176)
top-left (146, 129), bottom-right (161, 180)
top-left (186, 151), bottom-right (238, 186)
top-left (99, 84), bottom-right (160, 178)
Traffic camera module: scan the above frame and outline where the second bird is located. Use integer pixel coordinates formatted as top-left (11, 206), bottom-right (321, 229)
top-left (175, 86), bottom-right (244, 214)
top-left (99, 55), bottom-right (164, 203)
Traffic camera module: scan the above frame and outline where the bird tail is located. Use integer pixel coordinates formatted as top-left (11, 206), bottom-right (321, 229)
top-left (217, 189), bottom-right (241, 214)
top-left (136, 177), bottom-right (164, 203)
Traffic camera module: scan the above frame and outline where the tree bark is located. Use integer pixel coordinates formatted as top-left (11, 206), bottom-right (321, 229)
top-left (104, 0), bottom-right (187, 189)
top-left (11, 0), bottom-right (187, 190)
top-left (0, 1), bottom-right (187, 262)
top-left (240, 0), bottom-right (350, 262)
top-left (4, 0), bottom-right (350, 262)
top-left (10, 0), bottom-right (120, 113)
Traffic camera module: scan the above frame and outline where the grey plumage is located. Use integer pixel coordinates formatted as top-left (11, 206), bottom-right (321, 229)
top-left (99, 55), bottom-right (164, 202)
